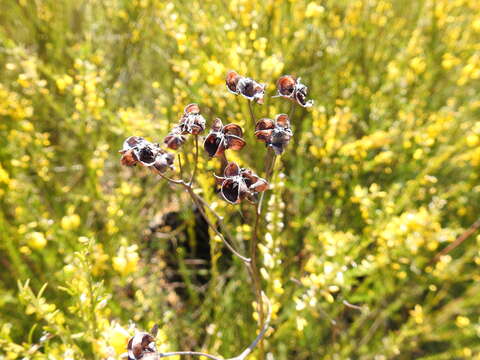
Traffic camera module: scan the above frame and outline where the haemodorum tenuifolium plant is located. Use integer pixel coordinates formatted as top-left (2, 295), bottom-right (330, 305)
top-left (2, 2), bottom-right (480, 359)
top-left (117, 72), bottom-right (313, 360)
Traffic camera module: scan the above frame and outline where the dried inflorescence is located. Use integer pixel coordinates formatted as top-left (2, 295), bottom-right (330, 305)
top-left (214, 162), bottom-right (268, 204)
top-left (226, 70), bottom-right (265, 104)
top-left (119, 136), bottom-right (174, 174)
top-left (255, 114), bottom-right (293, 155)
top-left (276, 75), bottom-right (314, 108)
top-left (178, 103), bottom-right (206, 135)
top-left (162, 103), bottom-right (206, 151)
top-left (163, 126), bottom-right (186, 150)
top-left (204, 118), bottom-right (246, 157)
top-left (118, 69), bottom-right (312, 360)
top-left (126, 331), bottom-right (157, 360)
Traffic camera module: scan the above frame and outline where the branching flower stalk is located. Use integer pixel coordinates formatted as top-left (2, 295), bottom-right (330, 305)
top-left (119, 71), bottom-right (313, 360)
top-left (157, 172), bottom-right (251, 263)
top-left (245, 100), bottom-right (266, 359)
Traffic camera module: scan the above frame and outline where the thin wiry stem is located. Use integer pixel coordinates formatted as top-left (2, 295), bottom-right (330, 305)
top-left (157, 172), bottom-right (250, 263)
top-left (258, 152), bottom-right (277, 216)
top-left (247, 101), bottom-right (255, 123)
top-left (178, 153), bottom-right (184, 180)
top-left (141, 293), bottom-right (272, 360)
top-left (158, 351), bottom-right (221, 360)
top-left (157, 172), bottom-right (184, 185)
top-left (250, 150), bottom-right (276, 359)
top-left (155, 97), bottom-right (273, 358)
top-left (189, 135), bottom-right (199, 185)
top-left (288, 100), bottom-right (296, 120)
top-left (186, 187), bottom-right (251, 263)
top-left (249, 203), bottom-right (264, 357)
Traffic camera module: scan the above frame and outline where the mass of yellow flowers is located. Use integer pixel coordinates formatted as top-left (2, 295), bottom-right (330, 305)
top-left (1, 0), bottom-right (480, 359)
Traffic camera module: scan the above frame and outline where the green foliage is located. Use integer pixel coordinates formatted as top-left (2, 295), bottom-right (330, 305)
top-left (1, 0), bottom-right (480, 359)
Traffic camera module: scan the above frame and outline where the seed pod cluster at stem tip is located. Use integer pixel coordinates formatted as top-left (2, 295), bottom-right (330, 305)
top-left (275, 75), bottom-right (314, 107)
top-left (255, 114), bottom-right (293, 155)
top-left (118, 70), bottom-right (313, 359)
top-left (119, 136), bottom-right (174, 174)
top-left (214, 162), bottom-right (268, 204)
top-left (204, 118), bottom-right (246, 157)
top-left (226, 70), bottom-right (266, 104)
top-left (120, 72), bottom-right (313, 204)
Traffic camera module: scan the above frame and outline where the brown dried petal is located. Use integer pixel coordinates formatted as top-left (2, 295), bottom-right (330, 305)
top-left (254, 129), bottom-right (273, 142)
top-left (275, 114), bottom-right (290, 128)
top-left (223, 123), bottom-right (243, 137)
top-left (221, 179), bottom-right (249, 204)
top-left (255, 118), bottom-right (275, 131)
top-left (294, 84), bottom-right (314, 107)
top-left (277, 75), bottom-right (296, 97)
top-left (120, 136), bottom-right (146, 153)
top-left (180, 114), bottom-right (206, 135)
top-left (226, 135), bottom-right (246, 151)
top-left (254, 84), bottom-right (265, 104)
top-left (212, 117), bottom-right (223, 132)
top-left (184, 103), bottom-right (200, 115)
top-left (240, 168), bottom-right (259, 187)
top-left (120, 149), bottom-right (138, 166)
top-left (226, 71), bottom-right (241, 94)
top-left (237, 78), bottom-right (265, 103)
top-left (164, 132), bottom-right (186, 150)
top-left (237, 78), bottom-right (255, 97)
top-left (221, 179), bottom-right (240, 204)
top-left (250, 178), bottom-right (269, 192)
top-left (224, 162), bottom-right (240, 177)
top-left (152, 153), bottom-right (174, 174)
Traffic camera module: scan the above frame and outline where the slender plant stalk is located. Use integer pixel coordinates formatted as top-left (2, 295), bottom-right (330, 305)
top-left (249, 150), bottom-right (276, 359)
top-left (246, 100), bottom-right (269, 359)
top-left (148, 99), bottom-right (276, 360)
top-left (248, 101), bottom-right (255, 124)
top-left (141, 293), bottom-right (272, 360)
top-left (258, 151), bottom-right (277, 216)
top-left (189, 135), bottom-right (199, 185)
top-left (178, 153), bottom-right (184, 180)
top-left (187, 187), bottom-right (251, 263)
top-left (157, 172), bottom-right (250, 263)
top-left (288, 100), bottom-right (296, 120)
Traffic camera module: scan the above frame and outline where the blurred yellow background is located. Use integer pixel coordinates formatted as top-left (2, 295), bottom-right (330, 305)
top-left (1, 0), bottom-right (480, 359)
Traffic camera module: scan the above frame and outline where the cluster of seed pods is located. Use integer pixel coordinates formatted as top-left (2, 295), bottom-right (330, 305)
top-left (120, 72), bottom-right (313, 204)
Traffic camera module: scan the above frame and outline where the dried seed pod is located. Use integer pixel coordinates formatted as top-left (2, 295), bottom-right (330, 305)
top-left (151, 151), bottom-right (175, 174)
top-left (120, 137), bottom-right (174, 173)
top-left (225, 71), bottom-right (265, 104)
top-left (275, 75), bottom-right (314, 107)
top-left (119, 136), bottom-right (148, 166)
top-left (277, 75), bottom-right (296, 98)
top-left (178, 103), bottom-right (206, 135)
top-left (120, 149), bottom-right (139, 167)
top-left (255, 114), bottom-right (293, 155)
top-left (214, 162), bottom-right (268, 204)
top-left (204, 118), bottom-right (246, 157)
top-left (135, 145), bottom-right (158, 166)
top-left (163, 126), bottom-right (186, 150)
top-left (184, 103), bottom-right (200, 115)
top-left (127, 332), bottom-right (156, 360)
top-left (226, 70), bottom-right (241, 94)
